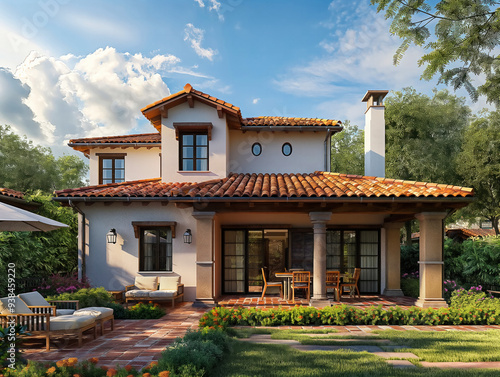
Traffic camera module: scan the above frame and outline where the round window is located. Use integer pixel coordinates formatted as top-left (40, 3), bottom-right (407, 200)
top-left (282, 142), bottom-right (292, 156)
top-left (252, 142), bottom-right (262, 156)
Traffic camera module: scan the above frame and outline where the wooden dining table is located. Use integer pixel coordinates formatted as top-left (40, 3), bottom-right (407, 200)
top-left (275, 272), bottom-right (293, 300)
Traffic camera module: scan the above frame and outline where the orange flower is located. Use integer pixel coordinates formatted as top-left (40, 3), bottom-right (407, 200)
top-left (159, 371), bottom-right (170, 377)
top-left (107, 368), bottom-right (118, 377)
top-left (148, 361), bottom-right (158, 367)
top-left (46, 367), bottom-right (56, 374)
top-left (125, 365), bottom-right (133, 371)
top-left (73, 374), bottom-right (82, 377)
top-left (101, 366), bottom-right (109, 371)
top-left (127, 375), bottom-right (134, 377)
top-left (56, 359), bottom-right (68, 367)
top-left (68, 358), bottom-right (78, 366)
top-left (143, 373), bottom-right (151, 377)
top-left (89, 357), bottom-right (99, 364)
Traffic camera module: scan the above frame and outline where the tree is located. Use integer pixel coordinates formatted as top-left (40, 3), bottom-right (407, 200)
top-left (458, 110), bottom-right (500, 234)
top-left (385, 88), bottom-right (470, 185)
top-left (330, 121), bottom-right (364, 175)
top-left (0, 125), bottom-right (88, 193)
top-left (371, 0), bottom-right (500, 106)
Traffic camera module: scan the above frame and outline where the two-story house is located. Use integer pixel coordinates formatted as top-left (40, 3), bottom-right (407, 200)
top-left (55, 84), bottom-right (473, 308)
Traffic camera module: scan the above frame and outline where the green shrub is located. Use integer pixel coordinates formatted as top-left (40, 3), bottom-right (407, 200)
top-left (47, 287), bottom-right (113, 308)
top-left (400, 244), bottom-right (419, 274)
top-left (450, 286), bottom-right (498, 309)
top-left (126, 302), bottom-right (166, 319)
top-left (150, 328), bottom-right (231, 377)
top-left (401, 277), bottom-right (419, 298)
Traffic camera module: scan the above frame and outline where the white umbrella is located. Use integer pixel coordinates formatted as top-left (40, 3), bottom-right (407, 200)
top-left (0, 201), bottom-right (69, 232)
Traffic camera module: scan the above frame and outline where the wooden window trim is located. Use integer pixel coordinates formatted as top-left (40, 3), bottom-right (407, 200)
top-left (98, 154), bottom-right (126, 184)
top-left (179, 131), bottom-right (209, 171)
top-left (173, 122), bottom-right (213, 141)
top-left (132, 221), bottom-right (176, 238)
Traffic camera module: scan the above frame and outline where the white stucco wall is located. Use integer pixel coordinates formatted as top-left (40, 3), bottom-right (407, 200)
top-left (228, 130), bottom-right (328, 174)
top-left (79, 202), bottom-right (198, 301)
top-left (88, 147), bottom-right (161, 186)
top-left (161, 101), bottom-right (228, 183)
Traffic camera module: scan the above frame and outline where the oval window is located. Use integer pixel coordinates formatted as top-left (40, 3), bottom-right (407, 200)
top-left (282, 142), bottom-right (292, 156)
top-left (252, 143), bottom-right (262, 156)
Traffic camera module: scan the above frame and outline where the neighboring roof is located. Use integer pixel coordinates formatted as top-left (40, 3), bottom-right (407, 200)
top-left (68, 133), bottom-right (161, 156)
top-left (0, 188), bottom-right (24, 200)
top-left (55, 172), bottom-right (474, 200)
top-left (447, 228), bottom-right (497, 239)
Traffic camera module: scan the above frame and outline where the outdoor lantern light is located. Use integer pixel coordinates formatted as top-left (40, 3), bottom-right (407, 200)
top-left (106, 228), bottom-right (117, 244)
top-left (183, 229), bottom-right (192, 244)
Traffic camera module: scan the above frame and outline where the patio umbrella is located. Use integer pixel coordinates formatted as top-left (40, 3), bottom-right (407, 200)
top-left (0, 201), bottom-right (69, 232)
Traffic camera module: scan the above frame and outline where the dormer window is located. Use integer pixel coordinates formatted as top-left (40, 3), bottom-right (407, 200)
top-left (180, 132), bottom-right (209, 171)
top-left (98, 153), bottom-right (126, 184)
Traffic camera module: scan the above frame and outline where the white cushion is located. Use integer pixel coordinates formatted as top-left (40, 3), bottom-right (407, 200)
top-left (0, 297), bottom-right (32, 314)
top-left (158, 276), bottom-right (180, 291)
top-left (125, 290), bottom-right (151, 298)
top-left (56, 309), bottom-right (75, 316)
top-left (149, 290), bottom-right (177, 298)
top-left (49, 315), bottom-right (94, 331)
top-left (74, 307), bottom-right (113, 320)
top-left (18, 291), bottom-right (50, 307)
top-left (134, 276), bottom-right (158, 291)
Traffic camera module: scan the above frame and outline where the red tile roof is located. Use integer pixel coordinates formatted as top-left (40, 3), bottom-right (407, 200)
top-left (0, 188), bottom-right (24, 199)
top-left (448, 228), bottom-right (497, 238)
top-left (242, 117), bottom-right (341, 127)
top-left (69, 133), bottom-right (161, 145)
top-left (55, 172), bottom-right (473, 199)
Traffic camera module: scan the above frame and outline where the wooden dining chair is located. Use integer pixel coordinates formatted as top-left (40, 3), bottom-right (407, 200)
top-left (261, 268), bottom-right (283, 299)
top-left (291, 271), bottom-right (310, 302)
top-left (340, 268), bottom-right (361, 298)
top-left (325, 271), bottom-right (340, 301)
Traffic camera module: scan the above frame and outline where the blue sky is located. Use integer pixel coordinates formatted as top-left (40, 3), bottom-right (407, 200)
top-left (0, 0), bottom-right (489, 156)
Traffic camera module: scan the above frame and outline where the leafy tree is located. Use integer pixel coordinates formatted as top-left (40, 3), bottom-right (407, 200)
top-left (371, 0), bottom-right (500, 106)
top-left (0, 192), bottom-right (78, 296)
top-left (0, 125), bottom-right (88, 193)
top-left (330, 120), bottom-right (364, 175)
top-left (385, 87), bottom-right (470, 184)
top-left (458, 110), bottom-right (500, 234)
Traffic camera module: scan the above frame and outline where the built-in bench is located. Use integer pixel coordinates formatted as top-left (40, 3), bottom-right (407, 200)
top-left (125, 276), bottom-right (184, 308)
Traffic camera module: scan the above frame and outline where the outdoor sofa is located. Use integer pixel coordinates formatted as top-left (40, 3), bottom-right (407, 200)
top-left (125, 275), bottom-right (184, 307)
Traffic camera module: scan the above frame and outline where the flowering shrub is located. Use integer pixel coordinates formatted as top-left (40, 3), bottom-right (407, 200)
top-left (402, 271), bottom-right (419, 279)
top-left (48, 287), bottom-right (114, 308)
top-left (36, 272), bottom-right (90, 296)
top-left (450, 286), bottom-right (495, 308)
top-left (443, 279), bottom-right (458, 302)
top-left (401, 271), bottom-right (419, 298)
top-left (198, 302), bottom-right (500, 328)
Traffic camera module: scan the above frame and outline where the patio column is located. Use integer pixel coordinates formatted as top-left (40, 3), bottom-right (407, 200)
top-left (415, 212), bottom-right (448, 308)
top-left (193, 211), bottom-right (216, 306)
top-left (383, 222), bottom-right (404, 296)
top-left (309, 212), bottom-right (332, 303)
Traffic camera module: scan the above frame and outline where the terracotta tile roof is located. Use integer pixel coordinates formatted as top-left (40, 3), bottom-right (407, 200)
top-left (242, 117), bottom-right (341, 127)
top-left (55, 172), bottom-right (473, 199)
top-left (447, 228), bottom-right (497, 238)
top-left (141, 83), bottom-right (240, 113)
top-left (0, 188), bottom-right (24, 199)
top-left (69, 133), bottom-right (161, 145)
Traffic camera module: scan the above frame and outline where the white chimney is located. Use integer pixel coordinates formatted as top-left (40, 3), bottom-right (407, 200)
top-left (362, 90), bottom-right (388, 177)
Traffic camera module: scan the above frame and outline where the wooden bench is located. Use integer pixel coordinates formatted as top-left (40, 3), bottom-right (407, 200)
top-left (125, 275), bottom-right (184, 308)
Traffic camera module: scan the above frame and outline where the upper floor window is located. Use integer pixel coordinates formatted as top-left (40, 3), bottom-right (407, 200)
top-left (98, 154), bottom-right (125, 184)
top-left (282, 143), bottom-right (292, 156)
top-left (180, 133), bottom-right (208, 171)
top-left (252, 143), bottom-right (262, 156)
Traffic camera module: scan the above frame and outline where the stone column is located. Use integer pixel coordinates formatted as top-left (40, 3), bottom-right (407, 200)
top-left (383, 222), bottom-right (404, 296)
top-left (193, 211), bottom-right (216, 306)
top-left (415, 212), bottom-right (448, 308)
top-left (309, 212), bottom-right (332, 304)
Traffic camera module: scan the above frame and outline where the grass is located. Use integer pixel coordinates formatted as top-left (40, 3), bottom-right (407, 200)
top-left (214, 328), bottom-right (500, 375)
top-left (211, 340), bottom-right (500, 377)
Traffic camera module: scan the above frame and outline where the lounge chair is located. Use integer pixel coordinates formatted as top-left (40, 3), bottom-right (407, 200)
top-left (0, 296), bottom-right (96, 350)
top-left (19, 291), bottom-right (114, 336)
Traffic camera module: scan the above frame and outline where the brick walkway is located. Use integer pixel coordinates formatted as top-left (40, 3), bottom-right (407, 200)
top-left (23, 302), bottom-right (206, 370)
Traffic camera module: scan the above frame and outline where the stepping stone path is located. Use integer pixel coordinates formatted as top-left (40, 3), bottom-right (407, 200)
top-left (241, 333), bottom-right (500, 370)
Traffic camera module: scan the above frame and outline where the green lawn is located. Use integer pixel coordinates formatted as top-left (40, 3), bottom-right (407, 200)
top-left (211, 329), bottom-right (500, 376)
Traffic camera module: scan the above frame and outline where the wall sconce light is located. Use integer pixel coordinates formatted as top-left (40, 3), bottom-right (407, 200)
top-left (106, 228), bottom-right (117, 244)
top-left (183, 229), bottom-right (192, 244)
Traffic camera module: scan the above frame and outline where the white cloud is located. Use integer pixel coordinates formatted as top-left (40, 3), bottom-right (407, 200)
top-left (252, 98), bottom-right (260, 104)
top-left (194, 0), bottom-right (224, 21)
top-left (0, 47), bottom-right (207, 150)
top-left (184, 23), bottom-right (218, 61)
